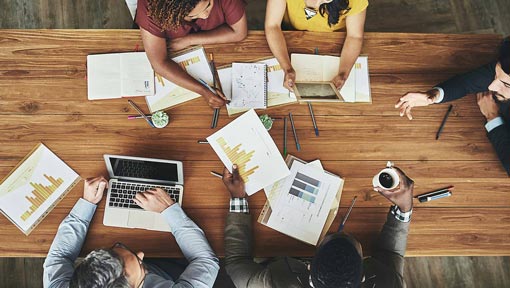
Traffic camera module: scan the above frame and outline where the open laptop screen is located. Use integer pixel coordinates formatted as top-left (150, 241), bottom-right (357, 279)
top-left (108, 157), bottom-right (179, 182)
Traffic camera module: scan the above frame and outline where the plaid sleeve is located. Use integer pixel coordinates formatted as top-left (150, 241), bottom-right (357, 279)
top-left (390, 205), bottom-right (412, 223)
top-left (230, 197), bottom-right (249, 213)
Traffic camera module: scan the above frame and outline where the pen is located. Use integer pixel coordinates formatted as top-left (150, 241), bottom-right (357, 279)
top-left (128, 100), bottom-right (155, 128)
top-left (308, 102), bottom-right (319, 136)
top-left (128, 115), bottom-right (152, 120)
top-left (210, 171), bottom-right (223, 178)
top-left (436, 104), bottom-right (453, 140)
top-left (415, 186), bottom-right (454, 199)
top-left (338, 196), bottom-right (357, 232)
top-left (197, 140), bottom-right (209, 144)
top-left (283, 117), bottom-right (288, 157)
top-left (198, 78), bottom-right (220, 129)
top-left (288, 112), bottom-right (301, 151)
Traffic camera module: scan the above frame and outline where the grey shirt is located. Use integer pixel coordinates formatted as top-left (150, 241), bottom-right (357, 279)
top-left (43, 198), bottom-right (219, 288)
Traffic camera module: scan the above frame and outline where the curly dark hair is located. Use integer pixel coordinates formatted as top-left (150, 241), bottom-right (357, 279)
top-left (310, 237), bottom-right (362, 288)
top-left (500, 37), bottom-right (510, 74)
top-left (319, 0), bottom-right (351, 27)
top-left (147, 0), bottom-right (201, 31)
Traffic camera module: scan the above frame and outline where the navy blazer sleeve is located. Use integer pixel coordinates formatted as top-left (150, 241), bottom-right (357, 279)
top-left (437, 62), bottom-right (496, 102)
top-left (436, 61), bottom-right (510, 175)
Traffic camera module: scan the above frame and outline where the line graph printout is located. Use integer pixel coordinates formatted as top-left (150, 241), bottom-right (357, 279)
top-left (0, 144), bottom-right (80, 234)
top-left (207, 109), bottom-right (289, 195)
top-left (230, 63), bottom-right (267, 109)
top-left (266, 160), bottom-right (341, 245)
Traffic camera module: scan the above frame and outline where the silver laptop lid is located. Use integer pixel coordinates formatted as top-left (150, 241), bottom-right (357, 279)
top-left (103, 154), bottom-right (184, 185)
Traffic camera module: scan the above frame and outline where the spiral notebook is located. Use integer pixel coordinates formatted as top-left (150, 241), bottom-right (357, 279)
top-left (229, 63), bottom-right (267, 109)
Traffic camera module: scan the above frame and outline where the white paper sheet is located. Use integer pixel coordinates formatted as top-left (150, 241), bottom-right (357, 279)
top-left (207, 109), bottom-right (289, 195)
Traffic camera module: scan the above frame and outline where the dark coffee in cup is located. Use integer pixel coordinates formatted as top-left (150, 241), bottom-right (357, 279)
top-left (379, 172), bottom-right (394, 189)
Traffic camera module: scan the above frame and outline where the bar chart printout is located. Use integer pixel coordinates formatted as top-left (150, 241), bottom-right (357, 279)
top-left (216, 137), bottom-right (259, 183)
top-left (21, 175), bottom-right (64, 221)
top-left (0, 144), bottom-right (80, 234)
top-left (207, 109), bottom-right (290, 195)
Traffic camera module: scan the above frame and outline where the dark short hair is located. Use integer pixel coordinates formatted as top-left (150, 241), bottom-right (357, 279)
top-left (70, 249), bottom-right (129, 288)
top-left (319, 0), bottom-right (351, 27)
top-left (500, 37), bottom-right (510, 74)
top-left (310, 237), bottom-right (362, 288)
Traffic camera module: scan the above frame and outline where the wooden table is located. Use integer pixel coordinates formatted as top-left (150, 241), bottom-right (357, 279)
top-left (0, 30), bottom-right (509, 257)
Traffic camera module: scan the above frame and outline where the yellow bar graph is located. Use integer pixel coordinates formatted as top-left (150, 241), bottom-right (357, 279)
top-left (20, 174), bottom-right (64, 221)
top-left (216, 137), bottom-right (259, 184)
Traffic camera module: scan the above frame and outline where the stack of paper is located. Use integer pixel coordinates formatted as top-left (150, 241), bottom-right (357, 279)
top-left (259, 155), bottom-right (344, 246)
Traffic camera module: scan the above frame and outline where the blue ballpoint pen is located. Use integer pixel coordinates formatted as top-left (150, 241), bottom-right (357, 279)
top-left (338, 196), bottom-right (357, 232)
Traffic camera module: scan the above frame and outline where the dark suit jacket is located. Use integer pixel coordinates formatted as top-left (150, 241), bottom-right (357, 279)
top-left (224, 210), bottom-right (410, 288)
top-left (437, 61), bottom-right (510, 175)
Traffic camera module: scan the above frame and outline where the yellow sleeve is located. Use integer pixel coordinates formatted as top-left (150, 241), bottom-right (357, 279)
top-left (347, 0), bottom-right (368, 16)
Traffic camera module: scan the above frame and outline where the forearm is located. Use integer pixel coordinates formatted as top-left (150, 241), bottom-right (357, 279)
top-left (265, 26), bottom-right (292, 71)
top-left (372, 207), bottom-right (410, 278)
top-left (338, 35), bottom-right (363, 77)
top-left (162, 204), bottom-right (219, 287)
top-left (185, 24), bottom-right (246, 45)
top-left (43, 198), bottom-right (96, 287)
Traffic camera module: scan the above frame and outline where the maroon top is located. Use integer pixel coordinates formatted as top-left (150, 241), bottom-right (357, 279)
top-left (136, 0), bottom-right (246, 39)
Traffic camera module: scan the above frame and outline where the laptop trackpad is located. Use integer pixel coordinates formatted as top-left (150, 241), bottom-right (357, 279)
top-left (127, 210), bottom-right (155, 229)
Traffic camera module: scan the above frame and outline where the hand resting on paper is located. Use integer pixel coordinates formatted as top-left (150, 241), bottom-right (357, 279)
top-left (332, 73), bottom-right (347, 90)
top-left (222, 164), bottom-right (247, 198)
top-left (373, 167), bottom-right (414, 212)
top-left (83, 176), bottom-right (109, 205)
top-left (283, 68), bottom-right (296, 92)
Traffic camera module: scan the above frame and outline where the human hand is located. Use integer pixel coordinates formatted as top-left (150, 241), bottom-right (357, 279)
top-left (222, 164), bottom-right (247, 198)
top-left (83, 176), bottom-right (108, 205)
top-left (134, 188), bottom-right (175, 213)
top-left (203, 88), bottom-right (228, 109)
top-left (373, 167), bottom-right (414, 212)
top-left (332, 73), bottom-right (347, 90)
top-left (476, 91), bottom-right (499, 121)
top-left (395, 90), bottom-right (438, 120)
top-left (169, 36), bottom-right (192, 52)
top-left (283, 68), bottom-right (296, 92)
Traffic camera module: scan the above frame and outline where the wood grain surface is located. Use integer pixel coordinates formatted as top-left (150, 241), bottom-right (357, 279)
top-left (0, 30), bottom-right (508, 257)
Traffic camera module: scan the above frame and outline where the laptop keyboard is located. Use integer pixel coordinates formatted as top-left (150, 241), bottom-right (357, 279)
top-left (108, 181), bottom-right (181, 209)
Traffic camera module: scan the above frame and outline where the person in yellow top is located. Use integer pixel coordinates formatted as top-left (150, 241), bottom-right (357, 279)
top-left (265, 0), bottom-right (368, 91)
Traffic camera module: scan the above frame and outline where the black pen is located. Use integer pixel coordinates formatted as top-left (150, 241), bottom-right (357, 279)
top-left (308, 102), bottom-right (319, 136)
top-left (283, 117), bottom-right (288, 157)
top-left (288, 112), bottom-right (301, 151)
top-left (416, 186), bottom-right (454, 199)
top-left (436, 104), bottom-right (453, 140)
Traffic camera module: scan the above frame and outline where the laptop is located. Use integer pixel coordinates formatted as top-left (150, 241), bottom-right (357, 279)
top-left (102, 154), bottom-right (184, 232)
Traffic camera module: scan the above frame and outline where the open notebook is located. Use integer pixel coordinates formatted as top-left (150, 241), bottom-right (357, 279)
top-left (87, 52), bottom-right (154, 100)
top-left (218, 58), bottom-right (297, 116)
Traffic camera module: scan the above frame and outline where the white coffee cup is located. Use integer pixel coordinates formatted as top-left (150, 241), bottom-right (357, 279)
top-left (372, 162), bottom-right (400, 190)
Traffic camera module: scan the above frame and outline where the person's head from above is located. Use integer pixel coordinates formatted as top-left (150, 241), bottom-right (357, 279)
top-left (147, 0), bottom-right (214, 30)
top-left (309, 232), bottom-right (363, 288)
top-left (305, 0), bottom-right (351, 26)
top-left (70, 243), bottom-right (146, 288)
top-left (489, 37), bottom-right (510, 102)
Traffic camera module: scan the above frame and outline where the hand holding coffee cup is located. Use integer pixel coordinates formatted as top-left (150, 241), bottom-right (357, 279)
top-left (373, 165), bottom-right (414, 212)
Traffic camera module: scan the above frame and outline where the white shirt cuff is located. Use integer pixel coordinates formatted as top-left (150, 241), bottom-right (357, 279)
top-left (485, 116), bottom-right (504, 132)
top-left (432, 87), bottom-right (444, 103)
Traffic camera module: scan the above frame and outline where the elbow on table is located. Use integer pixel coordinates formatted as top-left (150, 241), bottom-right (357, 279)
top-left (233, 28), bottom-right (248, 43)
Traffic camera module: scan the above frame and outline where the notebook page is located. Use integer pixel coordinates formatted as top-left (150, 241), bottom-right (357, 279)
top-left (120, 52), bottom-right (154, 96)
top-left (230, 63), bottom-right (267, 109)
top-left (87, 54), bottom-right (121, 100)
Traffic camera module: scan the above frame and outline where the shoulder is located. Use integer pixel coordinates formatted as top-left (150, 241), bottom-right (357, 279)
top-left (346, 0), bottom-right (369, 16)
